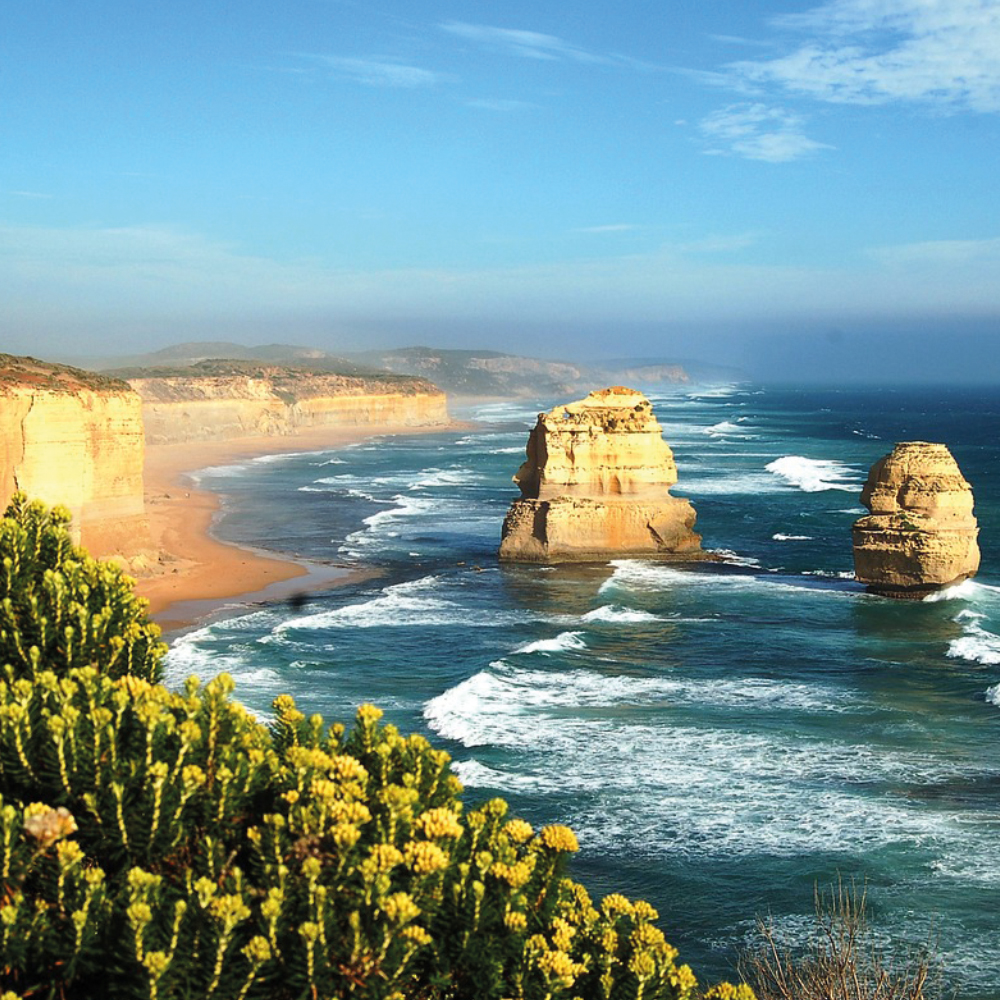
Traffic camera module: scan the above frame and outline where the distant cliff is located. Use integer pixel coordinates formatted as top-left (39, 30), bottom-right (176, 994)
top-left (0, 355), bottom-right (151, 556)
top-left (355, 348), bottom-right (690, 398)
top-left (122, 360), bottom-right (450, 445)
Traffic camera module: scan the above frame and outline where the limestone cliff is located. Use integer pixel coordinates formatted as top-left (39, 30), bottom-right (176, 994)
top-left (125, 361), bottom-right (449, 445)
top-left (499, 387), bottom-right (702, 563)
top-left (852, 441), bottom-right (980, 597)
top-left (0, 355), bottom-right (151, 556)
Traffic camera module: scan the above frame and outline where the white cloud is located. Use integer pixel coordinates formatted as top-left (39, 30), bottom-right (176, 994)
top-left (313, 56), bottom-right (445, 88)
top-left (732, 0), bottom-right (1000, 111)
top-left (699, 103), bottom-right (833, 162)
top-left (441, 21), bottom-right (606, 64)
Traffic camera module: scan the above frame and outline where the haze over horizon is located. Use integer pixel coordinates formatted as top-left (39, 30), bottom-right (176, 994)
top-left (4, 0), bottom-right (1000, 382)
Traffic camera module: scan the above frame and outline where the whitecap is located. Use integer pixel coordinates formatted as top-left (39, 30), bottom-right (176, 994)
top-left (581, 605), bottom-right (664, 624)
top-left (704, 420), bottom-right (756, 439)
top-left (947, 620), bottom-right (1000, 665)
top-left (434, 710), bottom-right (990, 864)
top-left (408, 468), bottom-right (483, 490)
top-left (186, 463), bottom-right (250, 485)
top-left (923, 579), bottom-right (981, 602)
top-left (425, 665), bottom-right (858, 749)
top-left (687, 384), bottom-right (742, 399)
top-left (765, 456), bottom-right (861, 493)
top-left (512, 631), bottom-right (587, 655)
top-left (773, 533), bottom-right (813, 541)
top-left (252, 449), bottom-right (338, 465)
top-left (599, 560), bottom-right (858, 599)
top-left (709, 549), bottom-right (762, 568)
top-left (986, 684), bottom-right (1000, 708)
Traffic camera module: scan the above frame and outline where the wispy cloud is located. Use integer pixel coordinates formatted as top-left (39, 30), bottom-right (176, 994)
top-left (311, 55), bottom-right (446, 88)
top-left (441, 21), bottom-right (607, 64)
top-left (730, 0), bottom-right (1000, 111)
top-left (464, 98), bottom-right (537, 112)
top-left (573, 224), bottom-right (639, 234)
top-left (5, 190), bottom-right (53, 199)
top-left (867, 236), bottom-right (1000, 266)
top-left (708, 34), bottom-right (775, 49)
top-left (698, 103), bottom-right (832, 162)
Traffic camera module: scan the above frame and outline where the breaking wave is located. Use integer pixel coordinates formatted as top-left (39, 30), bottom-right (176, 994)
top-left (765, 456), bottom-right (861, 493)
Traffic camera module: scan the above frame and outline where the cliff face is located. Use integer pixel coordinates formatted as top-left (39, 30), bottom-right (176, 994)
top-left (0, 356), bottom-right (150, 556)
top-left (126, 363), bottom-right (449, 445)
top-left (499, 387), bottom-right (701, 563)
top-left (852, 441), bottom-right (980, 597)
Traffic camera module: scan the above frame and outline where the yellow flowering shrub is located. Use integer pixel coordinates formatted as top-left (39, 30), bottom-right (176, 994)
top-left (0, 497), bottom-right (754, 1000)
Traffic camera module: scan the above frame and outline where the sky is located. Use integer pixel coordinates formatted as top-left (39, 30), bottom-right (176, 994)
top-left (3, 0), bottom-right (1000, 380)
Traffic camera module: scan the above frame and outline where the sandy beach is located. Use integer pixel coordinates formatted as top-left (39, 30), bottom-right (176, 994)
top-left (136, 422), bottom-right (458, 631)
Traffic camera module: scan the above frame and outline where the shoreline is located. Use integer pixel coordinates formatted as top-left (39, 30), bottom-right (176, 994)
top-left (135, 421), bottom-right (463, 632)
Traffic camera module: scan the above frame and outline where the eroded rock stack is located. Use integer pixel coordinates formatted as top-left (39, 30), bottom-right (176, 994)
top-left (499, 387), bottom-right (702, 563)
top-left (852, 441), bottom-right (980, 597)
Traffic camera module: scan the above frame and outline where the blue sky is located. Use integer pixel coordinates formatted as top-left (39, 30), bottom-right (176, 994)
top-left (3, 0), bottom-right (1000, 378)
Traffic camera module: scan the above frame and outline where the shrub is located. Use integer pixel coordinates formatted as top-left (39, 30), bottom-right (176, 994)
top-left (0, 494), bottom-right (165, 684)
top-left (0, 496), bottom-right (754, 999)
top-left (742, 880), bottom-right (937, 1000)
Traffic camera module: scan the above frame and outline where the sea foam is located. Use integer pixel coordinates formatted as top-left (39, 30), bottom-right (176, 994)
top-left (947, 620), bottom-right (1000, 665)
top-left (581, 605), bottom-right (664, 624)
top-left (765, 456), bottom-right (860, 492)
top-left (512, 631), bottom-right (587, 655)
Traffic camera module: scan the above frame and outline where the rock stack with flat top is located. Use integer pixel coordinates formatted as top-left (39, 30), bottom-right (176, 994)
top-left (498, 387), bottom-right (702, 563)
top-left (852, 441), bottom-right (980, 597)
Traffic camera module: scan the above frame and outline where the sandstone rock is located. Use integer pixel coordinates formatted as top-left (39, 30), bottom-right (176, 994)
top-left (499, 387), bottom-right (702, 563)
top-left (852, 441), bottom-right (980, 597)
top-left (0, 355), bottom-right (151, 557)
top-left (127, 363), bottom-right (449, 445)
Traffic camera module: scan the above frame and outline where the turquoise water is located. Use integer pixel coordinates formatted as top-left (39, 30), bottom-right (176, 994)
top-left (165, 385), bottom-right (1000, 996)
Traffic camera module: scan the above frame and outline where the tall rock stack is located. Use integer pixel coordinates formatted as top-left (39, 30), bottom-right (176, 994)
top-left (499, 387), bottom-right (702, 563)
top-left (852, 441), bottom-right (980, 597)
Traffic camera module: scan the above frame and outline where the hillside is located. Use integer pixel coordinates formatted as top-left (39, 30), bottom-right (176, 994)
top-left (68, 341), bottom-right (705, 399)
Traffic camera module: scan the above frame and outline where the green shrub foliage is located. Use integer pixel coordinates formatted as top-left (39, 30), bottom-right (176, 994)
top-left (0, 497), bottom-right (754, 1000)
top-left (0, 494), bottom-right (165, 684)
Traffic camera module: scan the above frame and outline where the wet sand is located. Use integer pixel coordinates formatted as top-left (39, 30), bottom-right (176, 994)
top-left (136, 423), bottom-right (456, 630)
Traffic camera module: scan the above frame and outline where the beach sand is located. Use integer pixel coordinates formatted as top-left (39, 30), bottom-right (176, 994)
top-left (136, 423), bottom-right (455, 630)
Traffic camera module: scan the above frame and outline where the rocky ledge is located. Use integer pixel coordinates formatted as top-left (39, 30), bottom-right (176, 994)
top-left (499, 387), bottom-right (702, 563)
top-left (852, 441), bottom-right (980, 597)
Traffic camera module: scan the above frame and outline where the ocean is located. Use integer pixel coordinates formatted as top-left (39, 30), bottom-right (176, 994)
top-left (164, 384), bottom-right (1000, 997)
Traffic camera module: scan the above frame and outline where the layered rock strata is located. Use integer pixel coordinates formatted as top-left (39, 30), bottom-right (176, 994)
top-left (499, 387), bottom-right (702, 563)
top-left (852, 442), bottom-right (980, 597)
top-left (0, 355), bottom-right (151, 556)
top-left (126, 363), bottom-right (449, 445)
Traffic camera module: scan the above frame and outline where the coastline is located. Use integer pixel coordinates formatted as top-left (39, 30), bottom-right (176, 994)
top-left (135, 421), bottom-right (462, 631)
